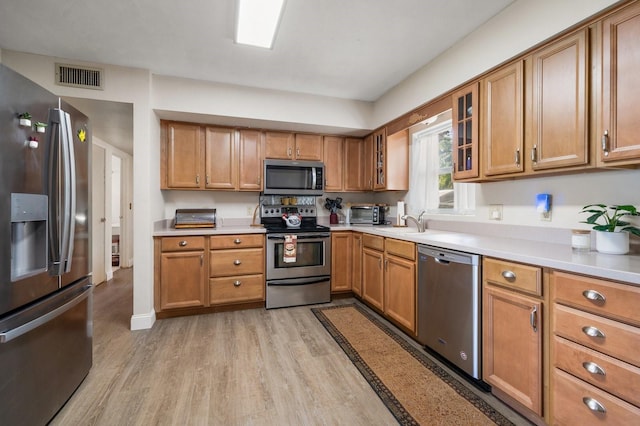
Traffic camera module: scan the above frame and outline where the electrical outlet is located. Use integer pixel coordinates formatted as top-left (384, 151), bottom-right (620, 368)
top-left (489, 204), bottom-right (503, 221)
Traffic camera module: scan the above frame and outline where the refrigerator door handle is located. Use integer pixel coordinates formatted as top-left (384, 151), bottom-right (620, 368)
top-left (47, 108), bottom-right (76, 276)
top-left (0, 287), bottom-right (90, 343)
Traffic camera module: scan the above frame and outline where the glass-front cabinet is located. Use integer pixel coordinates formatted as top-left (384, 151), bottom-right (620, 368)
top-left (373, 128), bottom-right (386, 189)
top-left (452, 82), bottom-right (479, 180)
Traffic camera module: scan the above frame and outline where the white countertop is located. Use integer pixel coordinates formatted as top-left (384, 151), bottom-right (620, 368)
top-left (153, 219), bottom-right (640, 285)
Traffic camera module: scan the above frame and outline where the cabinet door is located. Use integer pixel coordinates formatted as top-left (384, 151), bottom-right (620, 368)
top-left (482, 61), bottom-right (524, 176)
top-left (452, 82), bottom-right (479, 180)
top-left (383, 130), bottom-right (409, 191)
top-left (295, 134), bottom-right (323, 160)
top-left (362, 248), bottom-right (384, 311)
top-left (384, 254), bottom-right (416, 333)
top-left (530, 29), bottom-right (589, 171)
top-left (373, 129), bottom-right (387, 190)
top-left (164, 122), bottom-right (204, 189)
top-left (601, 2), bottom-right (640, 164)
top-left (352, 233), bottom-right (363, 296)
top-left (238, 129), bottom-right (263, 191)
top-left (160, 251), bottom-right (206, 310)
top-left (483, 284), bottom-right (542, 415)
top-left (344, 137), bottom-right (366, 191)
top-left (205, 127), bottom-right (236, 190)
top-left (323, 136), bottom-right (344, 192)
top-left (265, 131), bottom-right (294, 159)
top-left (363, 134), bottom-right (374, 190)
top-left (331, 232), bottom-right (352, 292)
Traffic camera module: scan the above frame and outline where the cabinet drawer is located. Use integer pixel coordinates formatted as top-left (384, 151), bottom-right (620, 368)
top-left (210, 234), bottom-right (264, 249)
top-left (210, 274), bottom-right (264, 305)
top-left (554, 304), bottom-right (640, 367)
top-left (384, 238), bottom-right (415, 261)
top-left (161, 236), bottom-right (205, 252)
top-left (362, 234), bottom-right (384, 251)
top-left (553, 271), bottom-right (640, 327)
top-left (210, 248), bottom-right (264, 277)
top-left (483, 257), bottom-right (542, 296)
top-left (553, 368), bottom-right (640, 425)
top-left (554, 335), bottom-right (640, 407)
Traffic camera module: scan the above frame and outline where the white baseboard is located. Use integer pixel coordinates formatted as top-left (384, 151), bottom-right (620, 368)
top-left (130, 310), bottom-right (156, 330)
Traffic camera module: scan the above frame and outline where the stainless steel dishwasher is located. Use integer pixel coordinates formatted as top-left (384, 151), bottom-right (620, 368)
top-left (417, 245), bottom-right (482, 381)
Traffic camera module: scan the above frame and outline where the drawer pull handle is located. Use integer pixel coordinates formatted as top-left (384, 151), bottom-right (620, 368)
top-left (582, 326), bottom-right (605, 338)
top-left (582, 290), bottom-right (606, 303)
top-left (234, 238), bottom-right (242, 244)
top-left (583, 361), bottom-right (606, 376)
top-left (233, 259), bottom-right (242, 266)
top-left (583, 397), bottom-right (606, 413)
top-left (179, 240), bottom-right (187, 247)
top-left (233, 280), bottom-right (241, 287)
top-left (501, 270), bottom-right (516, 282)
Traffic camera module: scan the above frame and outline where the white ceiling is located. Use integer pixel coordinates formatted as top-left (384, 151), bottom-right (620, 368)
top-left (0, 0), bottom-right (514, 154)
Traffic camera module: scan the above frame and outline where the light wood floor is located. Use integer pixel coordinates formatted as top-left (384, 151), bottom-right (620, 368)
top-left (51, 268), bottom-right (528, 426)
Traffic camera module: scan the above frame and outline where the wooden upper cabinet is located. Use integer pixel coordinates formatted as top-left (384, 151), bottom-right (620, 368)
top-left (264, 131), bottom-right (294, 159)
top-left (452, 82), bottom-right (479, 180)
top-left (238, 129), bottom-right (263, 191)
top-left (482, 61), bottom-right (524, 177)
top-left (363, 134), bottom-right (374, 190)
top-left (264, 131), bottom-right (323, 160)
top-left (323, 136), bottom-right (344, 192)
top-left (344, 137), bottom-right (367, 191)
top-left (529, 29), bottom-right (589, 171)
top-left (205, 127), bottom-right (236, 190)
top-left (294, 133), bottom-right (323, 161)
top-left (162, 121), bottom-right (204, 189)
top-left (600, 1), bottom-right (640, 165)
top-left (373, 128), bottom-right (387, 190)
top-left (373, 128), bottom-right (408, 191)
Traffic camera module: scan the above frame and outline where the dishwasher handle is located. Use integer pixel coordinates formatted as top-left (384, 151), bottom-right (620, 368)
top-left (434, 258), bottom-right (450, 265)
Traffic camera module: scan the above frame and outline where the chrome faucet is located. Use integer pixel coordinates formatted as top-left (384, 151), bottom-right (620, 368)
top-left (401, 211), bottom-right (426, 232)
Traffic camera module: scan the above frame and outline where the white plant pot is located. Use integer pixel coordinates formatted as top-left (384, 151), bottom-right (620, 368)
top-left (19, 118), bottom-right (31, 127)
top-left (595, 231), bottom-right (629, 255)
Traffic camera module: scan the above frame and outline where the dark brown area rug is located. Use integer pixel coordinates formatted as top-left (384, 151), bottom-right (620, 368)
top-left (312, 304), bottom-right (515, 426)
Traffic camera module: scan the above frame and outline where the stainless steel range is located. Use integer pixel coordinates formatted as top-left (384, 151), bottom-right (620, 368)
top-left (260, 195), bottom-right (331, 309)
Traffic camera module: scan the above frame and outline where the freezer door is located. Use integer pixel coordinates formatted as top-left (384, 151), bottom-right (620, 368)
top-left (0, 278), bottom-right (92, 425)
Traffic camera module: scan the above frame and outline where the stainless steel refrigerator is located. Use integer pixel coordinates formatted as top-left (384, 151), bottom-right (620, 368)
top-left (0, 64), bottom-right (92, 425)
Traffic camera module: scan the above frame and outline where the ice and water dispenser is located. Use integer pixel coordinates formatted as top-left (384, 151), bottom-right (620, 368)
top-left (11, 193), bottom-right (48, 281)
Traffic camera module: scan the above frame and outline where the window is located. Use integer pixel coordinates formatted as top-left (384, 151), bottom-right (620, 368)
top-left (406, 110), bottom-right (476, 215)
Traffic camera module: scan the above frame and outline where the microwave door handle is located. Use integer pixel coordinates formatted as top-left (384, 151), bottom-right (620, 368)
top-left (311, 167), bottom-right (317, 189)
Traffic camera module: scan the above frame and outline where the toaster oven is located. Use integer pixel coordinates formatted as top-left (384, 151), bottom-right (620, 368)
top-left (349, 205), bottom-right (387, 225)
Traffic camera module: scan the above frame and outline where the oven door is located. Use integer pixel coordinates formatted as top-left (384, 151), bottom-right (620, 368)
top-left (266, 232), bottom-right (331, 280)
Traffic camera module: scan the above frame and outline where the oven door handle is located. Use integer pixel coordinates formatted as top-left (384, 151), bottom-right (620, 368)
top-left (267, 277), bottom-right (329, 286)
top-left (268, 234), bottom-right (331, 240)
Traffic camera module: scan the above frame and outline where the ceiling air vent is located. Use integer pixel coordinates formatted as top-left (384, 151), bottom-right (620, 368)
top-left (55, 63), bottom-right (104, 90)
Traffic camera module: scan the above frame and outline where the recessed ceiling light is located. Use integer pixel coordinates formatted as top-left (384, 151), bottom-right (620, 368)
top-left (235, 0), bottom-right (285, 49)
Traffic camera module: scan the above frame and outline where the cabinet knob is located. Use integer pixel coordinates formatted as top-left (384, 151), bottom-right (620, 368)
top-left (582, 289), bottom-right (606, 303)
top-left (501, 270), bottom-right (516, 282)
top-left (582, 361), bottom-right (606, 376)
top-left (233, 259), bottom-right (242, 266)
top-left (233, 280), bottom-right (241, 287)
top-left (582, 326), bottom-right (605, 339)
top-left (179, 240), bottom-right (187, 247)
top-left (583, 397), bottom-right (606, 414)
top-left (234, 238), bottom-right (242, 244)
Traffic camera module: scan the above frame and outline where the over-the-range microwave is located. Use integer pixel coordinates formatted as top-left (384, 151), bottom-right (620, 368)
top-left (263, 159), bottom-right (324, 196)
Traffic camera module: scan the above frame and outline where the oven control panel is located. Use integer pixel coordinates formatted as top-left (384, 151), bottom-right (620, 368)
top-left (261, 205), bottom-right (316, 218)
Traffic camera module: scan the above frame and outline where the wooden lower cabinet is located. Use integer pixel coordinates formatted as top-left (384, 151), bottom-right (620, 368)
top-left (362, 247), bottom-right (384, 311)
top-left (482, 257), bottom-right (545, 422)
top-left (331, 232), bottom-right (352, 292)
top-left (360, 235), bottom-right (416, 334)
top-left (550, 270), bottom-right (640, 425)
top-left (209, 234), bottom-right (265, 306)
top-left (156, 236), bottom-right (207, 311)
top-left (351, 232), bottom-right (363, 296)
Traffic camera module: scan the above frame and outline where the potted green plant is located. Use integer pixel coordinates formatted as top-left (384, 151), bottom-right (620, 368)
top-left (33, 121), bottom-right (47, 133)
top-left (580, 204), bottom-right (640, 254)
top-left (18, 112), bottom-right (32, 127)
